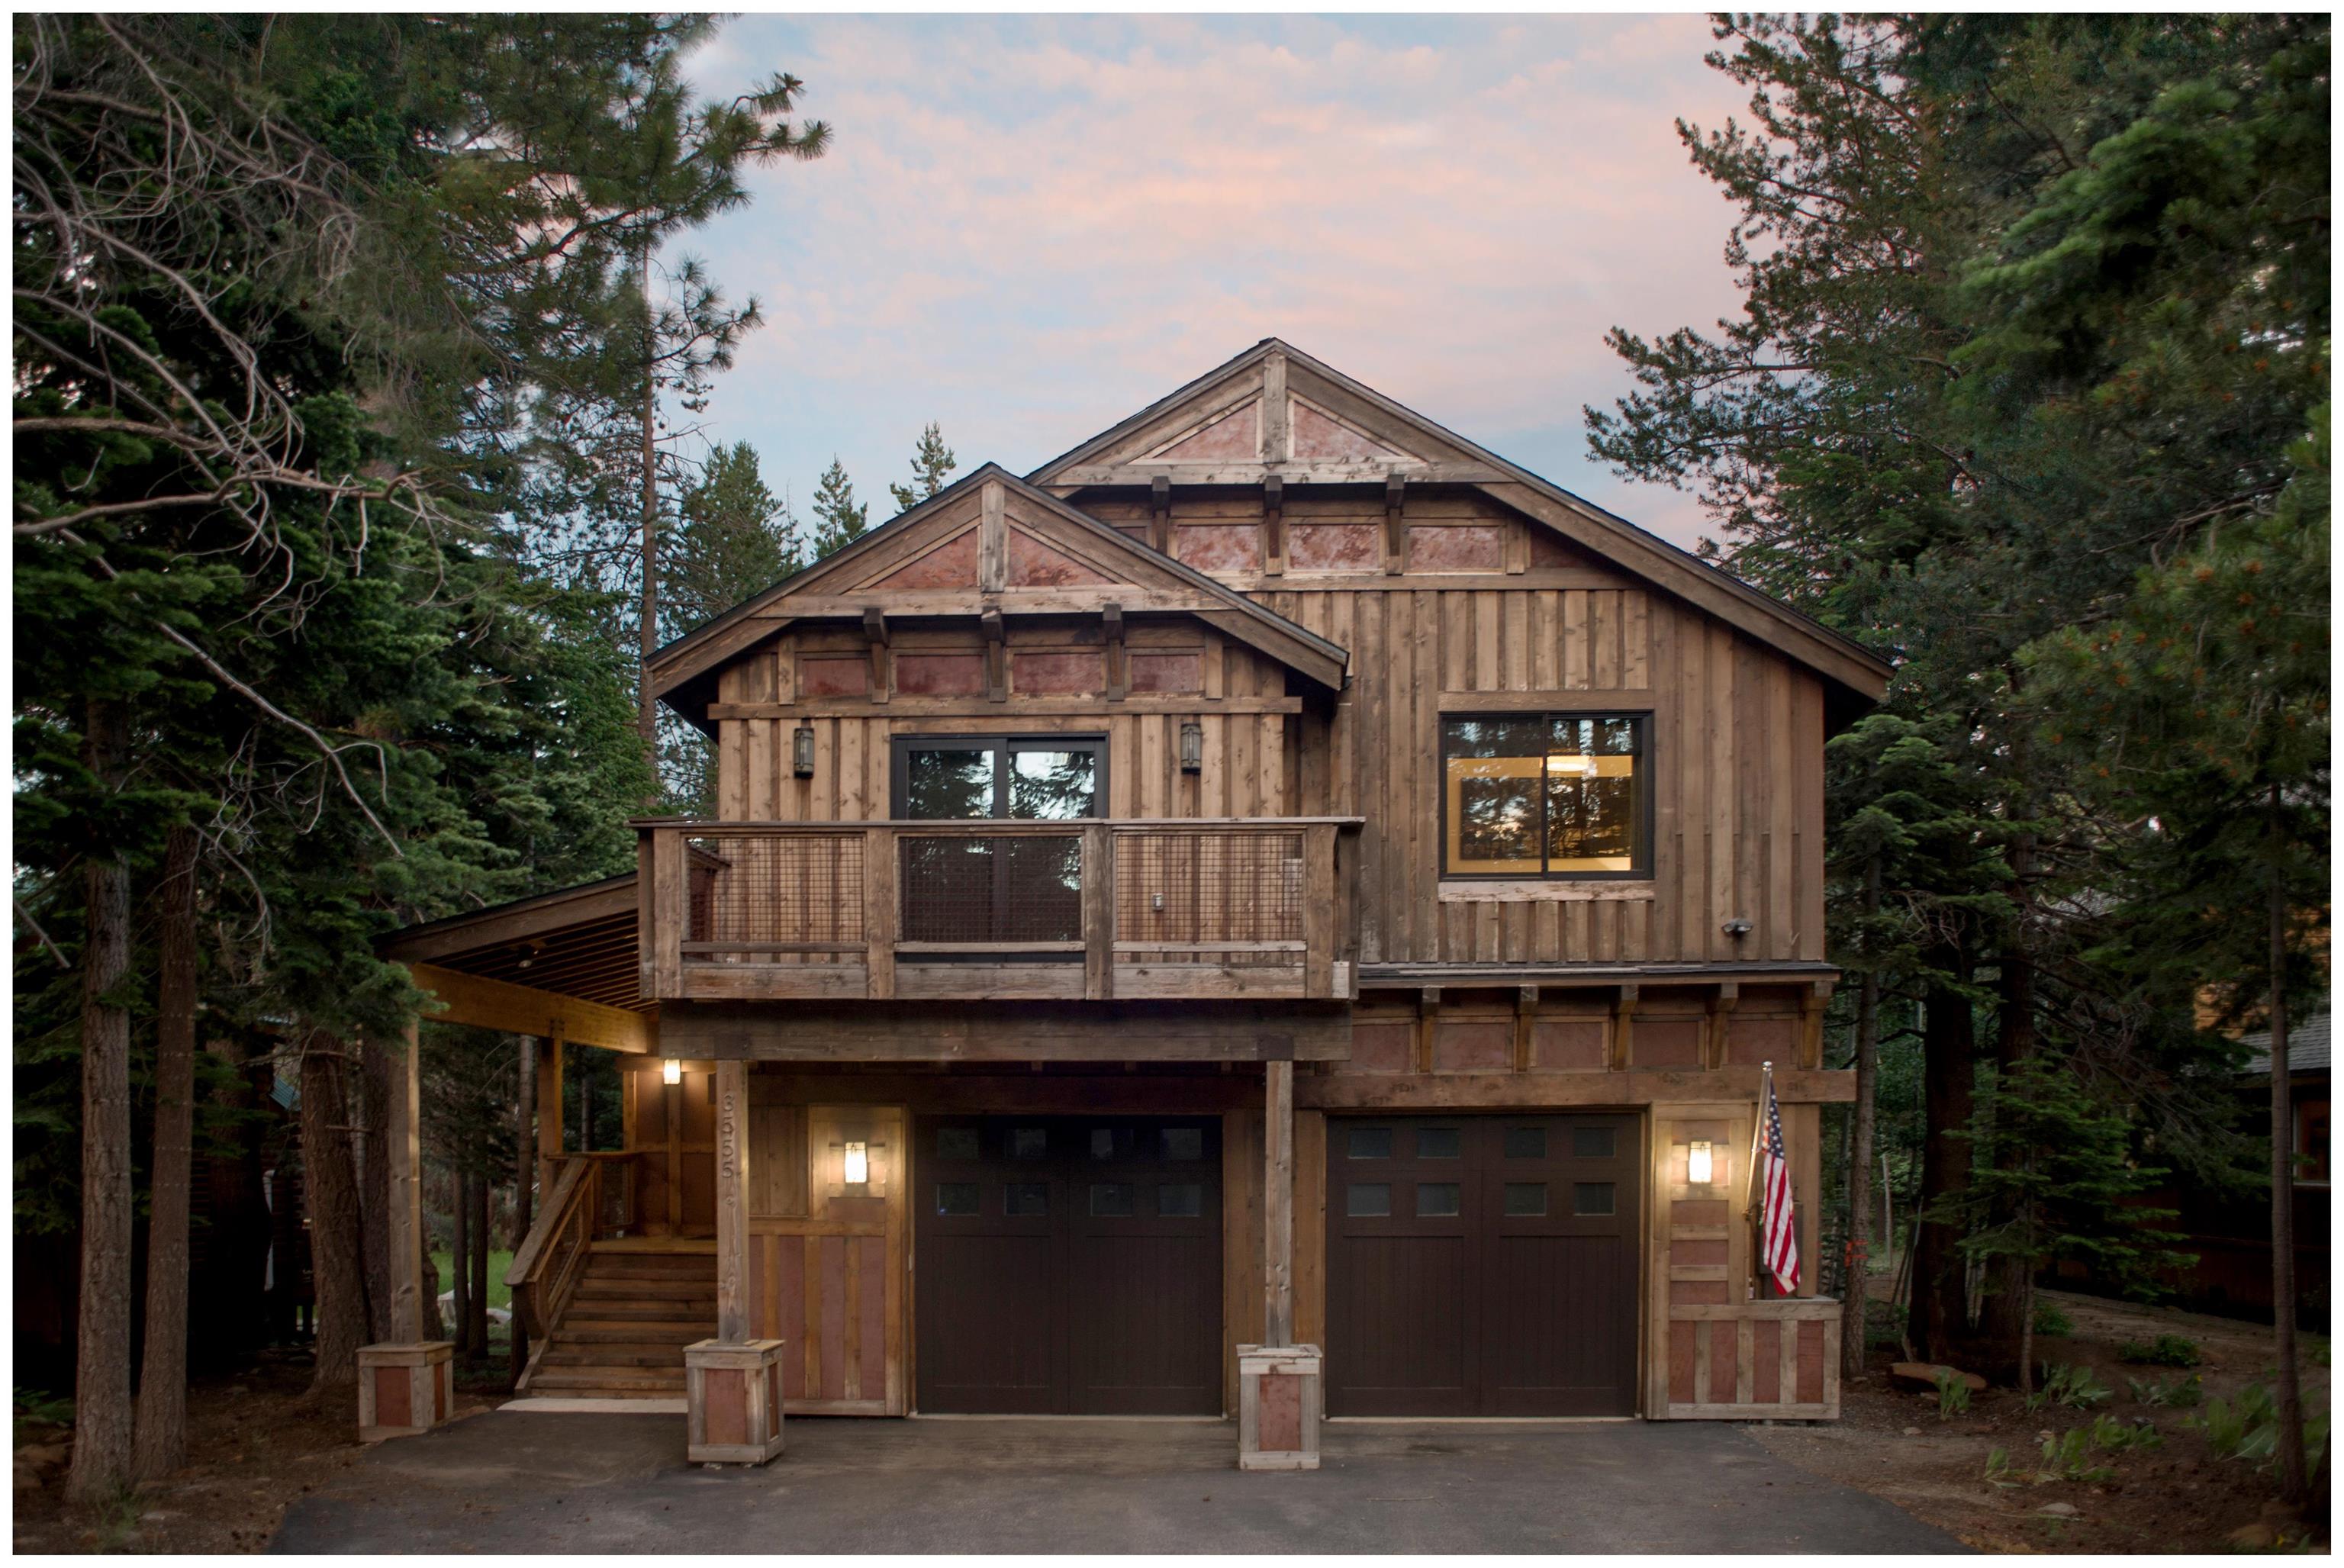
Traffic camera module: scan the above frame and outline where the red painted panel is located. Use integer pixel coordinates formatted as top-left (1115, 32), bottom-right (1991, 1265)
top-left (857, 1237), bottom-right (887, 1399)
top-left (1348, 1022), bottom-right (1412, 1073)
top-left (1008, 530), bottom-right (1114, 587)
top-left (1158, 403), bottom-right (1258, 460)
top-left (1172, 523), bottom-right (1261, 571)
top-left (1708, 1322), bottom-right (1738, 1404)
top-left (819, 1235), bottom-right (848, 1399)
top-left (800, 657), bottom-right (868, 698)
top-left (1532, 1019), bottom-right (1606, 1070)
top-left (1636, 1019), bottom-right (1702, 1067)
top-left (1672, 1199), bottom-right (1728, 1227)
top-left (1796, 1318), bottom-right (1824, 1403)
top-left (1673, 1279), bottom-right (1728, 1305)
top-left (1012, 650), bottom-right (1104, 696)
top-left (1409, 526), bottom-right (1505, 572)
top-left (1667, 1322), bottom-right (1695, 1405)
top-left (1257, 1371), bottom-right (1302, 1452)
top-left (1752, 1320), bottom-right (1782, 1404)
top-left (375, 1365), bottom-right (411, 1429)
top-left (871, 529), bottom-right (978, 590)
top-left (1671, 1239), bottom-right (1727, 1267)
top-left (896, 652), bottom-right (985, 697)
top-left (1288, 523), bottom-right (1379, 572)
top-left (705, 1367), bottom-right (748, 1447)
top-left (1127, 651), bottom-right (1202, 695)
top-left (1727, 1015), bottom-right (1797, 1068)
top-left (1432, 1022), bottom-right (1510, 1072)
top-left (1293, 403), bottom-right (1395, 461)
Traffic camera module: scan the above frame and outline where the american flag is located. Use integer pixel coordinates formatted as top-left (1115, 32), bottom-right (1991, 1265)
top-left (1759, 1068), bottom-right (1801, 1293)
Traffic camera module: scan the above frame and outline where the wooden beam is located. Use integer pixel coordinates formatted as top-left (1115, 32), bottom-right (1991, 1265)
top-left (658, 1000), bottom-right (1351, 1062)
top-left (1264, 1058), bottom-right (1295, 1350)
top-left (1383, 471), bottom-right (1407, 575)
top-left (1261, 472), bottom-right (1285, 577)
top-left (1707, 982), bottom-right (1740, 1071)
top-left (538, 1036), bottom-right (564, 1189)
top-left (1514, 984), bottom-right (1539, 1074)
top-left (1149, 474), bottom-right (1171, 555)
top-left (1103, 602), bottom-right (1127, 701)
top-left (1611, 983), bottom-right (1639, 1071)
top-left (862, 606), bottom-right (890, 706)
top-left (744, 588), bottom-right (1232, 622)
top-left (1050, 460), bottom-right (1506, 488)
top-left (386, 1021), bottom-right (424, 1341)
top-left (710, 694), bottom-right (1305, 721)
top-left (1800, 979), bottom-right (1833, 1070)
top-left (1415, 987), bottom-right (1439, 1074)
top-left (1262, 349), bottom-right (1290, 464)
top-left (1301, 1066), bottom-right (1857, 1109)
top-left (981, 607), bottom-right (1006, 701)
top-left (978, 479), bottom-right (1006, 593)
top-left (407, 961), bottom-right (652, 1054)
top-left (378, 878), bottom-right (639, 965)
top-left (715, 1058), bottom-right (750, 1342)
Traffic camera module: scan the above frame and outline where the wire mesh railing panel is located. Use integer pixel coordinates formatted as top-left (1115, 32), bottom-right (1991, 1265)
top-left (1112, 831), bottom-right (1305, 961)
top-left (899, 834), bottom-right (1083, 947)
top-left (684, 834), bottom-right (865, 954)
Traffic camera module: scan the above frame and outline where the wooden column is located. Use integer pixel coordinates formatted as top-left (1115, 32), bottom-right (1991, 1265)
top-left (1264, 1058), bottom-right (1295, 1350)
top-left (537, 1036), bottom-right (564, 1193)
top-left (715, 1058), bottom-right (751, 1343)
top-left (388, 1021), bottom-right (424, 1341)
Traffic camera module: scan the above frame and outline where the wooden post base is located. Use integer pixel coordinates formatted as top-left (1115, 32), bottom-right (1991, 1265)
top-left (685, 1339), bottom-right (787, 1465)
top-left (1236, 1344), bottom-right (1322, 1471)
top-left (356, 1341), bottom-right (454, 1443)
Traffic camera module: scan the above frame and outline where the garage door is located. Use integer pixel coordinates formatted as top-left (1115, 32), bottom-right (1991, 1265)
top-left (1326, 1114), bottom-right (1640, 1416)
top-left (915, 1115), bottom-right (1222, 1414)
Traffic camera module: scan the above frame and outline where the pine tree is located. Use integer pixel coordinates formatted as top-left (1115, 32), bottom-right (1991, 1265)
top-left (809, 457), bottom-right (871, 560)
top-left (887, 422), bottom-right (958, 514)
top-left (671, 443), bottom-right (801, 631)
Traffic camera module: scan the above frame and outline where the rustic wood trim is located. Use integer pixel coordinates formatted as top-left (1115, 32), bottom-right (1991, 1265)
top-left (862, 607), bottom-right (890, 705)
top-left (1150, 474), bottom-right (1171, 554)
top-left (1261, 473), bottom-right (1286, 577)
top-left (1050, 461), bottom-right (1506, 487)
top-left (1299, 1067), bottom-right (1852, 1109)
top-left (1261, 349), bottom-right (1290, 464)
top-left (1437, 881), bottom-right (1657, 904)
top-left (1706, 982), bottom-right (1739, 1071)
top-left (978, 480), bottom-right (1006, 593)
top-left (1103, 603), bottom-right (1128, 700)
top-left (1436, 688), bottom-right (1660, 713)
top-left (378, 877), bottom-right (637, 964)
top-left (707, 695), bottom-right (1305, 720)
top-left (714, 1059), bottom-right (750, 1342)
top-left (1610, 984), bottom-right (1638, 1071)
top-left (405, 961), bottom-right (651, 1055)
top-left (1383, 472), bottom-right (1407, 575)
top-left (1264, 1059), bottom-right (1295, 1348)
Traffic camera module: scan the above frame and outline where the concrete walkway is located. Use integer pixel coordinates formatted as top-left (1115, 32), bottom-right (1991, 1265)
top-left (272, 1410), bottom-right (1964, 1554)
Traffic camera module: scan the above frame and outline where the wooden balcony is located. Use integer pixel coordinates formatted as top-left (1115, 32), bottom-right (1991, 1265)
top-left (636, 818), bottom-right (1360, 1005)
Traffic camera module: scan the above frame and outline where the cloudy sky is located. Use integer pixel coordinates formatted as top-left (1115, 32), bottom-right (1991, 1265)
top-left (675, 14), bottom-right (1753, 549)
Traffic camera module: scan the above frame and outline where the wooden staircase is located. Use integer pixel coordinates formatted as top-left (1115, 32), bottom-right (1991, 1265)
top-left (522, 1241), bottom-right (714, 1401)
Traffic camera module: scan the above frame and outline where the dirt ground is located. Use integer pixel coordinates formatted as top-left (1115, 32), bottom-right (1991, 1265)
top-left (11, 1350), bottom-right (507, 1555)
top-left (1745, 1286), bottom-right (2330, 1554)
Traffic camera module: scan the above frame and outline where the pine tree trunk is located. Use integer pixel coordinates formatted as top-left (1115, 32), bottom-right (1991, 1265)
top-left (1842, 972), bottom-right (1880, 1376)
top-left (468, 1164), bottom-right (491, 1360)
top-left (131, 824), bottom-right (198, 1481)
top-left (510, 1037), bottom-right (536, 1382)
top-left (300, 1035), bottom-right (370, 1390)
top-left (451, 1167), bottom-right (472, 1360)
top-left (2268, 784), bottom-right (2307, 1505)
top-left (636, 246), bottom-right (661, 774)
top-left (359, 1038), bottom-right (394, 1344)
top-left (1972, 939), bottom-right (2038, 1385)
top-left (66, 697), bottom-right (135, 1504)
top-left (1909, 974), bottom-right (1975, 1364)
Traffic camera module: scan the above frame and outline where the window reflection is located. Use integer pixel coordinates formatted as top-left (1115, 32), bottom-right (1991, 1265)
top-left (1442, 714), bottom-right (1645, 876)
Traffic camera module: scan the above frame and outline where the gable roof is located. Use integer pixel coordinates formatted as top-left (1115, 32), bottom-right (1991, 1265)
top-left (649, 462), bottom-right (1349, 729)
top-left (1027, 338), bottom-right (1893, 709)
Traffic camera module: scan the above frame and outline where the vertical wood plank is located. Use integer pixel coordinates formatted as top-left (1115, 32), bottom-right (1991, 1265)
top-left (715, 1059), bottom-right (750, 1342)
top-left (1264, 1060), bottom-right (1295, 1349)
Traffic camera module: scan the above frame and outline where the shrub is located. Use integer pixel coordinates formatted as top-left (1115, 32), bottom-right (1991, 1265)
top-left (1936, 1369), bottom-right (1972, 1418)
top-left (2027, 1361), bottom-right (2114, 1412)
top-left (2117, 1334), bottom-right (2201, 1367)
top-left (2039, 1428), bottom-right (2116, 1483)
top-left (2033, 1300), bottom-right (2075, 1338)
top-left (2126, 1373), bottom-right (2202, 1409)
top-left (2085, 1413), bottom-right (2164, 1452)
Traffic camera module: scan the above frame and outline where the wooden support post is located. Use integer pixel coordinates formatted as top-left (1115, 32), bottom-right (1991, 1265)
top-left (1799, 980), bottom-right (1832, 1069)
top-left (715, 1058), bottom-right (751, 1343)
top-left (389, 1021), bottom-right (423, 1341)
top-left (665, 1059), bottom-right (684, 1234)
top-left (1301, 826), bottom-right (1335, 1000)
top-left (1264, 1057), bottom-right (1296, 1350)
top-left (538, 1036), bottom-right (564, 1193)
top-left (1149, 474), bottom-right (1171, 555)
top-left (1103, 603), bottom-right (1127, 701)
top-left (862, 606), bottom-right (890, 705)
top-left (1262, 349), bottom-right (1291, 463)
top-left (1610, 984), bottom-right (1639, 1071)
top-left (1414, 987), bottom-right (1440, 1073)
top-left (1081, 823), bottom-right (1113, 1001)
top-left (865, 827), bottom-right (898, 1001)
top-left (1707, 982), bottom-right (1740, 1071)
top-left (981, 607), bottom-right (1006, 702)
top-left (1262, 473), bottom-right (1286, 577)
top-left (1383, 471), bottom-right (1408, 575)
top-left (1514, 985), bottom-right (1540, 1074)
top-left (978, 479), bottom-right (1007, 592)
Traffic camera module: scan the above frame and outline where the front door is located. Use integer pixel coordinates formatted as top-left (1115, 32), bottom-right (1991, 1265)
top-left (1325, 1113), bottom-right (1640, 1416)
top-left (915, 1115), bottom-right (1222, 1414)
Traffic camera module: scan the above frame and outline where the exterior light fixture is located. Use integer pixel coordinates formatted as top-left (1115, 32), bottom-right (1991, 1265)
top-left (1179, 720), bottom-right (1203, 773)
top-left (793, 724), bottom-right (816, 777)
top-left (843, 1140), bottom-right (869, 1186)
top-left (1688, 1139), bottom-right (1714, 1186)
top-left (662, 1058), bottom-right (682, 1087)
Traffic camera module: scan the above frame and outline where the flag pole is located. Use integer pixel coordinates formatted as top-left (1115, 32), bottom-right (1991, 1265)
top-left (1744, 1061), bottom-right (1771, 1300)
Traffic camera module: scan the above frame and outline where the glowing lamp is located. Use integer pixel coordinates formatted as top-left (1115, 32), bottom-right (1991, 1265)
top-left (843, 1141), bottom-right (869, 1186)
top-left (1688, 1139), bottom-right (1714, 1186)
top-left (662, 1058), bottom-right (682, 1087)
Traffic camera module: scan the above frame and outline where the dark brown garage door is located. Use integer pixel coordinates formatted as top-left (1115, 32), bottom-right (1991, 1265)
top-left (915, 1116), bottom-right (1222, 1415)
top-left (1326, 1114), bottom-right (1640, 1416)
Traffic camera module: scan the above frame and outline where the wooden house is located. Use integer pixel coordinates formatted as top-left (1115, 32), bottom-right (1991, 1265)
top-left (372, 341), bottom-right (1890, 1457)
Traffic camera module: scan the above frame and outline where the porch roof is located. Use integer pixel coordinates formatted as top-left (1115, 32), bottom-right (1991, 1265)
top-left (378, 874), bottom-right (652, 1053)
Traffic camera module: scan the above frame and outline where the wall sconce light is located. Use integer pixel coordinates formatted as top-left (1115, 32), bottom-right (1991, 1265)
top-left (1688, 1139), bottom-right (1714, 1186)
top-left (793, 723), bottom-right (816, 778)
top-left (1179, 720), bottom-right (1203, 773)
top-left (662, 1058), bottom-right (682, 1087)
top-left (843, 1140), bottom-right (868, 1186)
top-left (827, 1137), bottom-right (888, 1196)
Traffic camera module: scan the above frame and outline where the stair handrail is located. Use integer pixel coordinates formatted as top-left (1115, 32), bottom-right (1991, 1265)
top-left (505, 1154), bottom-right (600, 1346)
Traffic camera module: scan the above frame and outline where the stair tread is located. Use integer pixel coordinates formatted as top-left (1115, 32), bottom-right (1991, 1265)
top-left (529, 1368), bottom-right (687, 1388)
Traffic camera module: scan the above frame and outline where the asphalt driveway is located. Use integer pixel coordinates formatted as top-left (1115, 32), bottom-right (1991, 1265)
top-left (272, 1410), bottom-right (1963, 1554)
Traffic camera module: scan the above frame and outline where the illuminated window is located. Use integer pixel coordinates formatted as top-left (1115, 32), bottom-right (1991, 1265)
top-left (1441, 715), bottom-right (1647, 877)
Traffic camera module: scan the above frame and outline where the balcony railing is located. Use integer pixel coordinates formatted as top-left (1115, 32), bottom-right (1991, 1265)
top-left (637, 818), bottom-right (1358, 1003)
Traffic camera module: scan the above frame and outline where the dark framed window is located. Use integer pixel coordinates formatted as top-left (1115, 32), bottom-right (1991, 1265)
top-left (1441, 714), bottom-right (1650, 878)
top-left (890, 735), bottom-right (1104, 820)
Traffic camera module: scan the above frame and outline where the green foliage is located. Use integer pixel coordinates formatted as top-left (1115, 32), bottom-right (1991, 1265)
top-left (1983, 1445), bottom-right (2014, 1486)
top-left (809, 456), bottom-right (871, 560)
top-left (2033, 1300), bottom-right (2075, 1338)
top-left (1935, 1369), bottom-right (1972, 1418)
top-left (2027, 1362), bottom-right (2114, 1412)
top-left (2085, 1413), bottom-right (2165, 1453)
top-left (2127, 1373), bottom-right (2202, 1409)
top-left (669, 443), bottom-right (803, 633)
top-left (887, 423), bottom-right (958, 514)
top-left (2119, 1334), bottom-right (2204, 1368)
top-left (2191, 1383), bottom-right (2330, 1478)
top-left (2037, 1428), bottom-right (2117, 1484)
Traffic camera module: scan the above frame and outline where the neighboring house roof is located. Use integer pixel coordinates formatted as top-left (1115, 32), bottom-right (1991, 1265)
top-left (1027, 338), bottom-right (1894, 714)
top-left (649, 461), bottom-right (1350, 729)
top-left (2240, 1010), bottom-right (2331, 1078)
